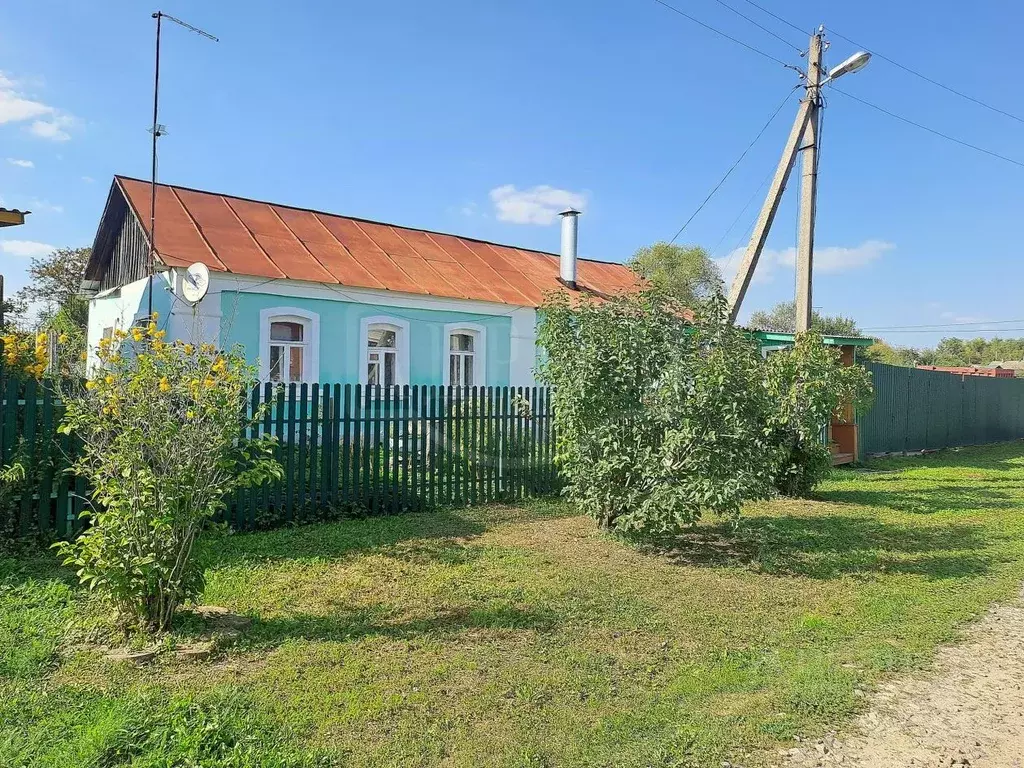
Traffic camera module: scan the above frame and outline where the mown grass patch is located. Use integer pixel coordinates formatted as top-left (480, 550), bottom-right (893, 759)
top-left (5, 442), bottom-right (1024, 767)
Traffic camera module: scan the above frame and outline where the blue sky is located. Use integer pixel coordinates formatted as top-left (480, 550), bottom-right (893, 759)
top-left (1, 0), bottom-right (1020, 347)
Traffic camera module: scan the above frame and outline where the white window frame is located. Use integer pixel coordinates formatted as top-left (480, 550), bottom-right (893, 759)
top-left (443, 322), bottom-right (486, 387)
top-left (359, 315), bottom-right (410, 388)
top-left (259, 306), bottom-right (320, 383)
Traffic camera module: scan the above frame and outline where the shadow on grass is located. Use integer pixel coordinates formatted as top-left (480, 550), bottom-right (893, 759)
top-left (632, 514), bottom-right (993, 580)
top-left (241, 602), bottom-right (559, 648)
top-left (201, 500), bottom-right (576, 570)
top-left (820, 484), bottom-right (1023, 515)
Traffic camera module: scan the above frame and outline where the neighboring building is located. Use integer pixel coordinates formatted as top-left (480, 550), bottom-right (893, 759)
top-left (988, 361), bottom-right (1024, 377)
top-left (81, 177), bottom-right (637, 387)
top-left (916, 365), bottom-right (1015, 379)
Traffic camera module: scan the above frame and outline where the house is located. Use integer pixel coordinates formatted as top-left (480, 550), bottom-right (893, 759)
top-left (81, 177), bottom-right (638, 387)
top-left (916, 365), bottom-right (1015, 379)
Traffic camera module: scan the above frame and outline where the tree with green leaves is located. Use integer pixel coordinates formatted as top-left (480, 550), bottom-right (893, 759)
top-left (13, 246), bottom-right (91, 331)
top-left (627, 242), bottom-right (723, 305)
top-left (749, 300), bottom-right (860, 337)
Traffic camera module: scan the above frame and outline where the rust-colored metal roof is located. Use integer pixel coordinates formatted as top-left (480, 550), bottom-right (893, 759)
top-left (115, 176), bottom-right (638, 307)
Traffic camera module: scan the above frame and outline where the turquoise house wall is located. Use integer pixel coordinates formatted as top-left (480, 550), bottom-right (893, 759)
top-left (219, 290), bottom-right (513, 385)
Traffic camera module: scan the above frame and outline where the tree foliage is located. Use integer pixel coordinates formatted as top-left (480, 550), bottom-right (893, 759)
top-left (538, 288), bottom-right (872, 534)
top-left (55, 317), bottom-right (281, 631)
top-left (627, 243), bottom-right (723, 306)
top-left (749, 300), bottom-right (860, 337)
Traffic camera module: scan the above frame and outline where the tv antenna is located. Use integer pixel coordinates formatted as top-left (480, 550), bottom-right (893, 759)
top-left (147, 11), bottom-right (219, 318)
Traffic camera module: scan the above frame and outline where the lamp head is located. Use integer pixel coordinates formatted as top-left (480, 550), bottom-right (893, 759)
top-left (826, 51), bottom-right (871, 83)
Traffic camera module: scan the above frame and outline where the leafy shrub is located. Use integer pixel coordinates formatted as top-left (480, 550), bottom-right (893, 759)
top-left (764, 333), bottom-right (873, 496)
top-left (54, 319), bottom-right (281, 631)
top-left (539, 291), bottom-right (774, 532)
top-left (538, 289), bottom-right (873, 533)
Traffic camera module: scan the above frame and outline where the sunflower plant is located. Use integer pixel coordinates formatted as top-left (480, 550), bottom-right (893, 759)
top-left (55, 316), bottom-right (282, 631)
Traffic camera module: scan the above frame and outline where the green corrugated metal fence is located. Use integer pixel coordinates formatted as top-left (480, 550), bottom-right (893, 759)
top-left (0, 377), bottom-right (558, 540)
top-left (859, 363), bottom-right (1024, 455)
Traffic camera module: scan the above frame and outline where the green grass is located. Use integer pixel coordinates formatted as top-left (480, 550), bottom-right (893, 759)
top-left (6, 442), bottom-right (1024, 767)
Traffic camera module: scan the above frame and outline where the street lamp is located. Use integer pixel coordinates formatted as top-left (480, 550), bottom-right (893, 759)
top-left (823, 51), bottom-right (871, 84)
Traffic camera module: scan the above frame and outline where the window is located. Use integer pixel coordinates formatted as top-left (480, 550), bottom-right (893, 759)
top-left (360, 316), bottom-right (409, 388)
top-left (449, 333), bottom-right (475, 387)
top-left (269, 320), bottom-right (305, 383)
top-left (259, 307), bottom-right (320, 383)
top-left (367, 326), bottom-right (398, 387)
top-left (443, 323), bottom-right (486, 387)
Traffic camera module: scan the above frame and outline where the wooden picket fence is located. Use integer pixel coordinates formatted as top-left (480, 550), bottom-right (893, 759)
top-left (0, 376), bottom-right (559, 540)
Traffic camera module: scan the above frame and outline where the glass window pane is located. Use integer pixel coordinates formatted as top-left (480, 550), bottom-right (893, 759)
top-left (450, 354), bottom-right (459, 386)
top-left (289, 346), bottom-right (303, 381)
top-left (384, 351), bottom-right (395, 388)
top-left (368, 327), bottom-right (396, 348)
top-left (269, 345), bottom-right (283, 381)
top-left (367, 360), bottom-right (379, 386)
top-left (464, 356), bottom-right (474, 387)
top-left (271, 321), bottom-right (303, 342)
top-left (450, 333), bottom-right (473, 352)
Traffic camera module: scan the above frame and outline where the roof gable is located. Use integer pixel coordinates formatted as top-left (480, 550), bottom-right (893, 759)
top-left (107, 176), bottom-right (638, 307)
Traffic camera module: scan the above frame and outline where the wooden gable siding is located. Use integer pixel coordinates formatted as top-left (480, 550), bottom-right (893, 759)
top-left (99, 190), bottom-right (150, 291)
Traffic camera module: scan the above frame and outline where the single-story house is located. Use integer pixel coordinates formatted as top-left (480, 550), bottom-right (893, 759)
top-left (81, 176), bottom-right (638, 387)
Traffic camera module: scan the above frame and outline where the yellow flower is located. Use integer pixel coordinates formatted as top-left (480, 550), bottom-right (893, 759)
top-left (153, 329), bottom-right (167, 340)
top-left (114, 328), bottom-right (127, 341)
top-left (80, 351), bottom-right (88, 361)
top-left (159, 377), bottom-right (171, 393)
top-left (151, 311), bottom-right (160, 320)
top-left (98, 337), bottom-right (111, 349)
top-left (203, 377), bottom-right (216, 388)
top-left (104, 375), bottom-right (115, 385)
top-left (186, 409), bottom-right (195, 419)
top-left (146, 322), bottom-right (157, 336)
top-left (200, 343), bottom-right (215, 353)
top-left (58, 333), bottom-right (68, 344)
top-left (183, 344), bottom-right (195, 355)
top-left (35, 333), bottom-right (46, 345)
top-left (152, 340), bottom-right (166, 352)
top-left (131, 328), bottom-right (144, 342)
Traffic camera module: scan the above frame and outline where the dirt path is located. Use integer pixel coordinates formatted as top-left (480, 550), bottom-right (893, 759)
top-left (782, 592), bottom-right (1024, 768)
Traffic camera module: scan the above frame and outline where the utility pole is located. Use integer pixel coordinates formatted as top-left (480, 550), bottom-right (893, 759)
top-left (794, 28), bottom-right (824, 333)
top-left (726, 30), bottom-right (870, 327)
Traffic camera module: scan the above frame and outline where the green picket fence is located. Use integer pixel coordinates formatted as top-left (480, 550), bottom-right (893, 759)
top-left (226, 384), bottom-right (558, 531)
top-left (0, 375), bottom-right (558, 539)
top-left (0, 377), bottom-right (87, 539)
top-left (859, 363), bottom-right (1024, 455)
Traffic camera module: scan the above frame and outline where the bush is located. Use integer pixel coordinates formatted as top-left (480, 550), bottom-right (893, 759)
top-left (763, 333), bottom-right (873, 496)
top-left (539, 291), bottom-right (774, 532)
top-left (55, 319), bottom-right (281, 631)
top-left (538, 289), bottom-right (873, 534)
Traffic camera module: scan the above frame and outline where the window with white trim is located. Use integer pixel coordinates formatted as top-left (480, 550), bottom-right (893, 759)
top-left (367, 324), bottom-right (399, 388)
top-left (259, 308), bottom-right (319, 383)
top-left (443, 323), bottom-right (486, 387)
top-left (269, 320), bottom-right (306, 383)
top-left (449, 332), bottom-right (476, 387)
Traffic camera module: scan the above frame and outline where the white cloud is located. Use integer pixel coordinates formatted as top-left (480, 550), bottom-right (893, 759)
top-left (0, 71), bottom-right (77, 141)
top-left (715, 239), bottom-right (894, 285)
top-left (26, 198), bottom-right (63, 214)
top-left (6, 158), bottom-right (33, 168)
top-left (489, 184), bottom-right (586, 225)
top-left (81, 175), bottom-right (95, 183)
top-left (29, 114), bottom-right (75, 141)
top-left (0, 239), bottom-right (55, 258)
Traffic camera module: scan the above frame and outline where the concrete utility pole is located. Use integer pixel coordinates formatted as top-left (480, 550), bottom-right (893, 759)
top-left (726, 29), bottom-right (870, 328)
top-left (794, 28), bottom-right (824, 333)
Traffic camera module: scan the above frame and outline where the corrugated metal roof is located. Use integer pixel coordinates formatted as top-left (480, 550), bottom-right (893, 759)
top-left (115, 176), bottom-right (638, 307)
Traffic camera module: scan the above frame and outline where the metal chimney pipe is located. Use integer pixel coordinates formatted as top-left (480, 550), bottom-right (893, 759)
top-left (559, 208), bottom-right (580, 289)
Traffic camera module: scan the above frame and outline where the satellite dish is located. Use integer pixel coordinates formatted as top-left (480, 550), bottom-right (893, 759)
top-left (181, 262), bottom-right (210, 304)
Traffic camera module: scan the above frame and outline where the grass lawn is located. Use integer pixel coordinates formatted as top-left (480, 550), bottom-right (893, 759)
top-left (5, 442), bottom-right (1024, 767)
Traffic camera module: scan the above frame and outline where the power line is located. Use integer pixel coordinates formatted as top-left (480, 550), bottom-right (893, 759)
top-left (649, 0), bottom-right (792, 68)
top-left (871, 328), bottom-right (1024, 335)
top-left (831, 86), bottom-right (1024, 169)
top-left (828, 29), bottom-right (1024, 126)
top-left (707, 0), bottom-right (803, 52)
top-left (864, 319), bottom-right (1024, 331)
top-left (736, 0), bottom-right (1024, 125)
top-left (669, 85), bottom-right (799, 244)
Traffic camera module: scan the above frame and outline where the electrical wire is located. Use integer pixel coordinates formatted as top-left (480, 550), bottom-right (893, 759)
top-left (707, 0), bottom-right (803, 52)
top-left (735, 0), bottom-right (1024, 125)
top-left (863, 319), bottom-right (1024, 331)
top-left (827, 29), bottom-right (1024, 126)
top-left (869, 328), bottom-right (1024, 335)
top-left (711, 163), bottom-right (775, 256)
top-left (669, 85), bottom-right (800, 244)
top-left (649, 0), bottom-right (792, 68)
top-left (830, 86), bottom-right (1024, 169)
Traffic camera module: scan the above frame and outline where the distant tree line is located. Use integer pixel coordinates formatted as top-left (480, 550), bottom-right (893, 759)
top-left (862, 337), bottom-right (1024, 373)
